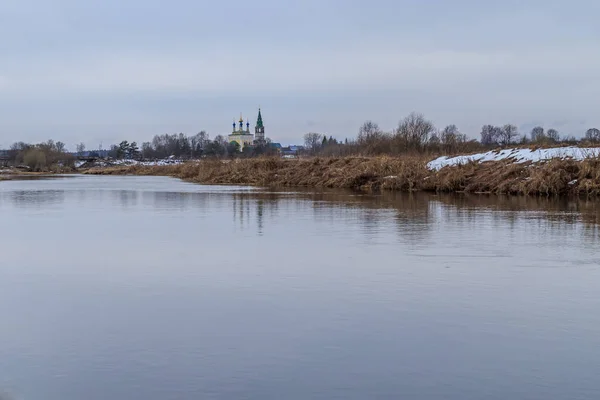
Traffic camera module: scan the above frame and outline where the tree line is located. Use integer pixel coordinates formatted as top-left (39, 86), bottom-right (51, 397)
top-left (105, 132), bottom-right (277, 159)
top-left (302, 112), bottom-right (600, 157)
top-left (4, 112), bottom-right (600, 171)
top-left (6, 140), bottom-right (75, 171)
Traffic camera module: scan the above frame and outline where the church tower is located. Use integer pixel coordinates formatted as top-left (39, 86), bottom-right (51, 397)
top-left (254, 108), bottom-right (265, 143)
top-left (228, 112), bottom-right (254, 151)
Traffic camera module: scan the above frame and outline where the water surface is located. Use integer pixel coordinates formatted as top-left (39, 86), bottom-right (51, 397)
top-left (1, 175), bottom-right (600, 400)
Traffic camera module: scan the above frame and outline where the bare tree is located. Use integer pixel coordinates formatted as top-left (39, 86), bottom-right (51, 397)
top-left (498, 124), bottom-right (519, 146)
top-left (546, 129), bottom-right (560, 142)
top-left (394, 112), bottom-right (435, 151)
top-left (439, 124), bottom-right (467, 153)
top-left (357, 121), bottom-right (382, 143)
top-left (585, 128), bottom-right (600, 142)
top-left (357, 120), bottom-right (391, 154)
top-left (76, 142), bottom-right (86, 154)
top-left (480, 125), bottom-right (504, 146)
top-left (480, 125), bottom-right (496, 146)
top-left (214, 135), bottom-right (228, 147)
top-left (531, 126), bottom-right (545, 142)
top-left (304, 132), bottom-right (323, 153)
top-left (440, 125), bottom-right (459, 142)
top-left (141, 142), bottom-right (153, 159)
top-left (190, 131), bottom-right (209, 157)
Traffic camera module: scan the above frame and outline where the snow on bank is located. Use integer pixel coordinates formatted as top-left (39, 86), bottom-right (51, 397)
top-left (427, 147), bottom-right (600, 171)
top-left (112, 159), bottom-right (185, 166)
top-left (79, 159), bottom-right (186, 168)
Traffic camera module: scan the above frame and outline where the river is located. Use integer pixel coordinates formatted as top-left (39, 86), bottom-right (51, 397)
top-left (1, 175), bottom-right (600, 400)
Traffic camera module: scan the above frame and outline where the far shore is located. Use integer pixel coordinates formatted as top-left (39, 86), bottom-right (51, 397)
top-left (79, 151), bottom-right (600, 197)
top-left (0, 169), bottom-right (62, 180)
top-left (4, 146), bottom-right (600, 197)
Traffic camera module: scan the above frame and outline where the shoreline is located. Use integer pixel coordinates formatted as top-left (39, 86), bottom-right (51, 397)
top-left (80, 155), bottom-right (600, 197)
top-left (0, 170), bottom-right (65, 180)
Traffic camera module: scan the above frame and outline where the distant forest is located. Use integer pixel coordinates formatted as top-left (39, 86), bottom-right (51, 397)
top-left (3, 112), bottom-right (600, 171)
top-left (304, 113), bottom-right (600, 157)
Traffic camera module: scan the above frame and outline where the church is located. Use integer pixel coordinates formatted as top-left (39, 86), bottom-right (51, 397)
top-left (228, 108), bottom-right (266, 151)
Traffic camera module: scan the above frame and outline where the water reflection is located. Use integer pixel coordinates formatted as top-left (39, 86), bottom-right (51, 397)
top-left (3, 176), bottom-right (599, 243)
top-left (114, 190), bottom-right (139, 208)
top-left (3, 176), bottom-right (600, 400)
top-left (434, 194), bottom-right (600, 242)
top-left (215, 190), bottom-right (600, 244)
top-left (2, 190), bottom-right (65, 208)
top-left (230, 192), bottom-right (282, 236)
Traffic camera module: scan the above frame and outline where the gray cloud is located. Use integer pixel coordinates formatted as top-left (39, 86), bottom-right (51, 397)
top-left (1, 0), bottom-right (599, 148)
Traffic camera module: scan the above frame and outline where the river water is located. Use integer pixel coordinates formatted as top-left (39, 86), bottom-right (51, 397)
top-left (1, 175), bottom-right (600, 400)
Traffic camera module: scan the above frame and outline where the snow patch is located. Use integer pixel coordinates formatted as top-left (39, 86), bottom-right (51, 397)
top-left (427, 147), bottom-right (600, 171)
top-left (111, 159), bottom-right (185, 166)
top-left (78, 159), bottom-right (187, 168)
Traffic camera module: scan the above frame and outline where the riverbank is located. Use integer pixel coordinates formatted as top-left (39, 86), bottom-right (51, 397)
top-left (81, 154), bottom-right (600, 196)
top-left (0, 168), bottom-right (61, 180)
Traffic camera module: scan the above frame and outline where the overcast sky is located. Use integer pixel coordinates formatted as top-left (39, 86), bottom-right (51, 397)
top-left (0, 0), bottom-right (599, 149)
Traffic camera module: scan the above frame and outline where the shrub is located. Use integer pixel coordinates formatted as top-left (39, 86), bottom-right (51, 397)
top-left (23, 148), bottom-right (47, 171)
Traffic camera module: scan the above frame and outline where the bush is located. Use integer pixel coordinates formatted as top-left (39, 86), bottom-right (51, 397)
top-left (23, 148), bottom-right (47, 171)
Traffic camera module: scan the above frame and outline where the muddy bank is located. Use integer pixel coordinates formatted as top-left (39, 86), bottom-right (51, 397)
top-left (0, 168), bottom-right (65, 181)
top-left (81, 156), bottom-right (600, 197)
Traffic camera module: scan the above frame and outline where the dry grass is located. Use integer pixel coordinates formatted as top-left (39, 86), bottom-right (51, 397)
top-left (84, 157), bottom-right (430, 191)
top-left (82, 156), bottom-right (600, 197)
top-left (0, 169), bottom-right (62, 179)
top-left (426, 158), bottom-right (600, 196)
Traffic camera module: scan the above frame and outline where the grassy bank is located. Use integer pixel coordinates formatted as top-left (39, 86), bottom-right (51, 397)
top-left (0, 169), bottom-right (65, 180)
top-left (82, 156), bottom-right (600, 197)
